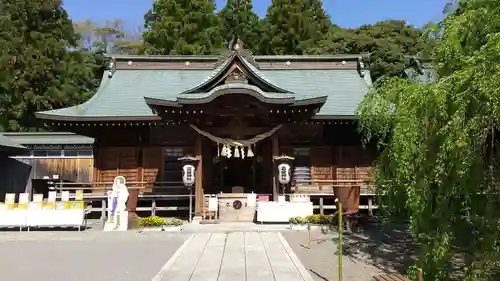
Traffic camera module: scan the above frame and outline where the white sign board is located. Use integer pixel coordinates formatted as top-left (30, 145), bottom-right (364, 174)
top-left (4, 193), bottom-right (15, 204)
top-left (48, 191), bottom-right (57, 203)
top-left (33, 194), bottom-right (43, 203)
top-left (208, 197), bottom-right (218, 212)
top-left (247, 193), bottom-right (257, 207)
top-left (61, 191), bottom-right (70, 202)
top-left (18, 193), bottom-right (29, 204)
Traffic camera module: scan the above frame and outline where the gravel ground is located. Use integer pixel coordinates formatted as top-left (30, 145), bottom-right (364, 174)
top-left (282, 224), bottom-right (417, 281)
top-left (0, 231), bottom-right (190, 281)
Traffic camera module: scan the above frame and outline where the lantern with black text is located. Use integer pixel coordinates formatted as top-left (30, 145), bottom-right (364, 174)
top-left (273, 155), bottom-right (295, 197)
top-left (278, 163), bottom-right (292, 185)
top-left (182, 164), bottom-right (196, 187)
top-left (178, 155), bottom-right (199, 222)
top-left (178, 155), bottom-right (198, 187)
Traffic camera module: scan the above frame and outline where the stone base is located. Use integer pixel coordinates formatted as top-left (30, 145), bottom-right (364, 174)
top-left (290, 224), bottom-right (308, 231)
top-left (104, 211), bottom-right (128, 232)
top-left (192, 216), bottom-right (202, 225)
top-left (163, 225), bottom-right (182, 232)
top-left (140, 227), bottom-right (164, 232)
top-left (127, 212), bottom-right (140, 229)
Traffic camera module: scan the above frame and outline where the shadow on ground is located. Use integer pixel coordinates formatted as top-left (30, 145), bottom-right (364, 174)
top-left (319, 220), bottom-right (417, 274)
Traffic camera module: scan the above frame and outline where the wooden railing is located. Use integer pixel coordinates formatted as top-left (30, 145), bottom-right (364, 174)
top-left (45, 179), bottom-right (378, 225)
top-left (293, 179), bottom-right (376, 215)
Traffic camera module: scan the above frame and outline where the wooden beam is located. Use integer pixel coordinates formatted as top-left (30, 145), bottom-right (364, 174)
top-left (272, 134), bottom-right (279, 201)
top-left (194, 135), bottom-right (204, 216)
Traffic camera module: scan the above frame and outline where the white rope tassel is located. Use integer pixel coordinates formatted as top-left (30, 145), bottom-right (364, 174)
top-left (247, 145), bottom-right (254, 157)
top-left (217, 143), bottom-right (220, 157)
top-left (240, 147), bottom-right (245, 159)
top-left (234, 146), bottom-right (240, 158)
top-left (221, 144), bottom-right (227, 157)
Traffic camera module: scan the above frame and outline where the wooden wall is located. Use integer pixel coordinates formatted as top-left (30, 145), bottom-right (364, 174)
top-left (92, 123), bottom-right (376, 195)
top-left (280, 145), bottom-right (375, 185)
top-left (278, 122), bottom-right (376, 186)
top-left (95, 147), bottom-right (162, 191)
top-left (0, 156), bottom-right (93, 199)
top-left (94, 125), bottom-right (196, 192)
top-left (15, 158), bottom-right (93, 183)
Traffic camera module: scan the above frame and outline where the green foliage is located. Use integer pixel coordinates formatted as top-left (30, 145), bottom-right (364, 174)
top-left (218, 0), bottom-right (261, 53)
top-left (0, 0), bottom-right (99, 132)
top-left (138, 216), bottom-right (184, 227)
top-left (311, 20), bottom-right (433, 82)
top-left (289, 216), bottom-right (309, 225)
top-left (258, 0), bottom-right (331, 55)
top-left (74, 19), bottom-right (148, 55)
top-left (357, 0), bottom-right (500, 280)
top-left (165, 218), bottom-right (184, 226)
top-left (138, 216), bottom-right (167, 227)
top-left (143, 0), bottom-right (224, 55)
top-left (289, 214), bottom-right (332, 225)
top-left (305, 214), bottom-right (332, 225)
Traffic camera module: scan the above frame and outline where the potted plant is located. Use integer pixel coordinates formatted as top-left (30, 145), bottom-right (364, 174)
top-left (138, 216), bottom-right (167, 232)
top-left (289, 216), bottom-right (309, 230)
top-left (162, 218), bottom-right (184, 232)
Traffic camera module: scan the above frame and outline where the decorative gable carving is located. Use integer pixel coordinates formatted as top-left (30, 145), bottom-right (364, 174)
top-left (224, 66), bottom-right (248, 84)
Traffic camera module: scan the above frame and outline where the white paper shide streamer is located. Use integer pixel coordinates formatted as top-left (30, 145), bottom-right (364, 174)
top-left (190, 124), bottom-right (282, 159)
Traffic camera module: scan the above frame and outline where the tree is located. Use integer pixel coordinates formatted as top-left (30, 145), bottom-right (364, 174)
top-left (312, 20), bottom-right (433, 82)
top-left (74, 19), bottom-right (142, 54)
top-left (258, 0), bottom-right (331, 55)
top-left (357, 0), bottom-right (500, 280)
top-left (218, 0), bottom-right (261, 52)
top-left (0, 0), bottom-right (98, 131)
top-left (142, 0), bottom-right (223, 55)
top-left (114, 26), bottom-right (151, 55)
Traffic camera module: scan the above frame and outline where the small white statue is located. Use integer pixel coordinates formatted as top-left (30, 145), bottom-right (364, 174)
top-left (105, 176), bottom-right (129, 231)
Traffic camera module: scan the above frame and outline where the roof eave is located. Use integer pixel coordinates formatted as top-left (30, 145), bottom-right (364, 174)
top-left (144, 97), bottom-right (183, 108)
top-left (311, 115), bottom-right (358, 120)
top-left (292, 96), bottom-right (328, 107)
top-left (178, 87), bottom-right (295, 105)
top-left (35, 111), bottom-right (161, 122)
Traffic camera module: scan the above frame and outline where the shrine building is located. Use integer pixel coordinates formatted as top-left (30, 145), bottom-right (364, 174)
top-left (35, 43), bottom-right (379, 221)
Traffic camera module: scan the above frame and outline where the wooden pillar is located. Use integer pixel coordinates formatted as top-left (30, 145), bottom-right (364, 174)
top-left (126, 147), bottom-right (141, 215)
top-left (194, 136), bottom-right (204, 216)
top-left (272, 134), bottom-right (279, 201)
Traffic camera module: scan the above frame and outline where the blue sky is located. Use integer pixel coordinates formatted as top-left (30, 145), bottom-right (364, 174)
top-left (64, 0), bottom-right (449, 30)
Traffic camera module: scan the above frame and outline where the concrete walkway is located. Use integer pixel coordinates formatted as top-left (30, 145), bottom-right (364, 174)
top-left (152, 232), bottom-right (314, 281)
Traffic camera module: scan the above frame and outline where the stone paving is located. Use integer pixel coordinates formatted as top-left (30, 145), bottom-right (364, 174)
top-left (0, 231), bottom-right (190, 281)
top-left (152, 232), bottom-right (314, 281)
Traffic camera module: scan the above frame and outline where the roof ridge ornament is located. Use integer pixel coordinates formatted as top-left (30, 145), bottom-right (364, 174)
top-left (410, 56), bottom-right (424, 74)
top-left (357, 56), bottom-right (365, 77)
top-left (214, 35), bottom-right (258, 69)
top-left (107, 57), bottom-right (117, 78)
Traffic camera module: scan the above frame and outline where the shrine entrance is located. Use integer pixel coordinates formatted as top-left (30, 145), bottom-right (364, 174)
top-left (222, 157), bottom-right (253, 192)
top-left (214, 139), bottom-right (272, 194)
top-left (203, 131), bottom-right (273, 196)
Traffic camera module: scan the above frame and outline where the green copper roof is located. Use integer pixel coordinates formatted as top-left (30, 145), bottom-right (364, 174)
top-left (2, 132), bottom-right (94, 145)
top-left (36, 54), bottom-right (372, 121)
top-left (0, 134), bottom-right (27, 151)
top-left (177, 84), bottom-right (295, 102)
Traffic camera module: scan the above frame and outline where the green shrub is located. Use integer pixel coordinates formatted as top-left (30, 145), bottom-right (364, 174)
top-left (305, 214), bottom-right (332, 225)
top-left (165, 219), bottom-right (184, 226)
top-left (138, 216), bottom-right (167, 227)
top-left (289, 216), bottom-right (309, 224)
